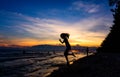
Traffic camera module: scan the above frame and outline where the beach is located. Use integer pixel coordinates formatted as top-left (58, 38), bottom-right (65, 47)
top-left (47, 52), bottom-right (120, 77)
top-left (1, 48), bottom-right (119, 77)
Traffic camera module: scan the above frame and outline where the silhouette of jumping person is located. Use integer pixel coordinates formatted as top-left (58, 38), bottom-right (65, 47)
top-left (59, 33), bottom-right (76, 66)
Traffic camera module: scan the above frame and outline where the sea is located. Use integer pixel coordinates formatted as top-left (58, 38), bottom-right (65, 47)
top-left (0, 49), bottom-right (95, 77)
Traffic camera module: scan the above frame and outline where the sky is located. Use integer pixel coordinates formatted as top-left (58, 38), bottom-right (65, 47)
top-left (0, 0), bottom-right (114, 47)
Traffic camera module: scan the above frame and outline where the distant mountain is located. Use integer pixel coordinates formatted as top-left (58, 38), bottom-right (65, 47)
top-left (30, 44), bottom-right (66, 52)
top-left (30, 44), bottom-right (97, 52)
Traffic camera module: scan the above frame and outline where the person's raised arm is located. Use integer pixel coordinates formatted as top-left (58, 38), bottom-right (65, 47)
top-left (59, 39), bottom-right (64, 43)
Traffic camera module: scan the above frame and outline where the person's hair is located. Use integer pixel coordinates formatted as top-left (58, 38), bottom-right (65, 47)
top-left (60, 33), bottom-right (70, 39)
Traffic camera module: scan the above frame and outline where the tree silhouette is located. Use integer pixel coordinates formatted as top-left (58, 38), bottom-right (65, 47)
top-left (97, 0), bottom-right (120, 52)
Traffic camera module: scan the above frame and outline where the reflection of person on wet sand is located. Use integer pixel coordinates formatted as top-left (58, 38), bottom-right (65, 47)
top-left (59, 33), bottom-right (76, 66)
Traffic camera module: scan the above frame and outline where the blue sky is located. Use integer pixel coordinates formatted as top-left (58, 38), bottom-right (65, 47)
top-left (0, 0), bottom-right (114, 46)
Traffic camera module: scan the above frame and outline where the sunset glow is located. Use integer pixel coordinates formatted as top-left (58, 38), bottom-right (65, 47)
top-left (0, 0), bottom-right (113, 47)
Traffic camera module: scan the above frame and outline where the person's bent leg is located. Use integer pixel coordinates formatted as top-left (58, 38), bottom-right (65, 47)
top-left (68, 50), bottom-right (76, 57)
top-left (71, 52), bottom-right (76, 57)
